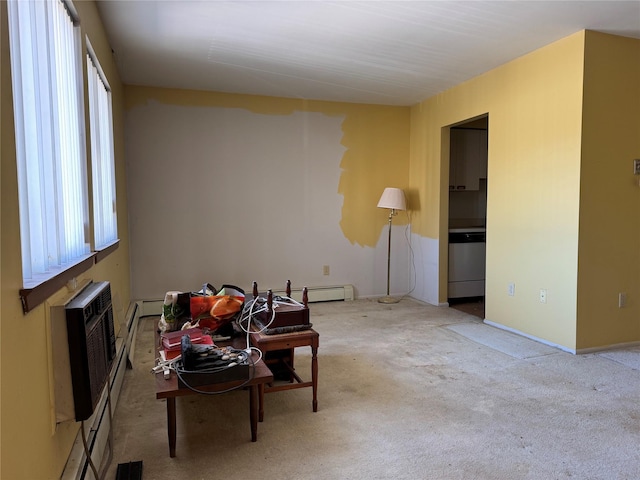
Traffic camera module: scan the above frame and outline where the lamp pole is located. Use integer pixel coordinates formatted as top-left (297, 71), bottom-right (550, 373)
top-left (385, 209), bottom-right (393, 296)
top-left (379, 208), bottom-right (400, 304)
top-left (376, 187), bottom-right (406, 304)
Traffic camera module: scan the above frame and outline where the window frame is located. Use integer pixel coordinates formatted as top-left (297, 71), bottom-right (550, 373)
top-left (86, 38), bottom-right (119, 252)
top-left (8, 0), bottom-right (119, 313)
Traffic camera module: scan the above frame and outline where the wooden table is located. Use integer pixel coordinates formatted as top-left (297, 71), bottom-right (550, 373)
top-left (154, 338), bottom-right (273, 457)
top-left (250, 327), bottom-right (319, 413)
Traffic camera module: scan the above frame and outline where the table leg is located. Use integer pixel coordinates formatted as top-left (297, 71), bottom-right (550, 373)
top-left (167, 397), bottom-right (176, 457)
top-left (311, 342), bottom-right (318, 412)
top-left (259, 384), bottom-right (265, 422)
top-left (249, 385), bottom-right (258, 442)
top-left (289, 347), bottom-right (295, 383)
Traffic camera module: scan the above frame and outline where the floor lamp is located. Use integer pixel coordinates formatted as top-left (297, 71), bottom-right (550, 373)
top-left (377, 187), bottom-right (406, 304)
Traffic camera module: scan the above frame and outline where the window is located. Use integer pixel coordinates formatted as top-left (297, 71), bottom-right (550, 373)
top-left (8, 0), bottom-right (90, 288)
top-left (87, 45), bottom-right (118, 249)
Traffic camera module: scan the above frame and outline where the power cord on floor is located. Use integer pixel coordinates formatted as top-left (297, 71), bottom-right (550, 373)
top-left (80, 381), bottom-right (114, 480)
top-left (397, 210), bottom-right (417, 300)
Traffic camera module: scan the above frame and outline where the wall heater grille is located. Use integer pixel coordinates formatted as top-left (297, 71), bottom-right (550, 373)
top-left (65, 281), bottom-right (116, 421)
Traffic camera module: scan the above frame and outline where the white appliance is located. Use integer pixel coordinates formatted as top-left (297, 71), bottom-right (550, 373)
top-left (448, 227), bottom-right (486, 298)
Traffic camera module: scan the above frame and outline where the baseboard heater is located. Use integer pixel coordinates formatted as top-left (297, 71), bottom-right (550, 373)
top-left (140, 284), bottom-right (354, 317)
top-left (272, 284), bottom-right (354, 303)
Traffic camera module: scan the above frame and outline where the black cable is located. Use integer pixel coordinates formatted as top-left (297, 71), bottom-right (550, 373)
top-left (79, 382), bottom-right (113, 480)
top-left (174, 352), bottom-right (256, 395)
top-left (80, 420), bottom-right (100, 480)
top-left (398, 210), bottom-right (417, 300)
top-left (103, 381), bottom-right (114, 478)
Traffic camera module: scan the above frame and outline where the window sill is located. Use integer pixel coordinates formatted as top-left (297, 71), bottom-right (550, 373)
top-left (95, 239), bottom-right (119, 263)
top-left (20, 254), bottom-right (96, 313)
top-left (20, 239), bottom-right (121, 313)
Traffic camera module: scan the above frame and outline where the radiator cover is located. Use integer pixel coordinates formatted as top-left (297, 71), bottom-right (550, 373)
top-left (64, 281), bottom-right (115, 421)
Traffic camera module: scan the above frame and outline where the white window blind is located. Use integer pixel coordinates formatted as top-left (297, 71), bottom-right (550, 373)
top-left (87, 50), bottom-right (118, 249)
top-left (8, 0), bottom-right (89, 285)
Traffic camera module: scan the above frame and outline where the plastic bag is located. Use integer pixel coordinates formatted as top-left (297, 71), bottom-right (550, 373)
top-left (158, 291), bottom-right (183, 333)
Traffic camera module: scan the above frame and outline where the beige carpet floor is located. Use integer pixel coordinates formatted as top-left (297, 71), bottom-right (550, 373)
top-left (106, 298), bottom-right (640, 480)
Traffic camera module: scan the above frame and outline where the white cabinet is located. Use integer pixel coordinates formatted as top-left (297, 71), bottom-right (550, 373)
top-left (449, 128), bottom-right (488, 191)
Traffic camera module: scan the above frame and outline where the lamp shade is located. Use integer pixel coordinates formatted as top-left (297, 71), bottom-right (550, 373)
top-left (377, 187), bottom-right (406, 211)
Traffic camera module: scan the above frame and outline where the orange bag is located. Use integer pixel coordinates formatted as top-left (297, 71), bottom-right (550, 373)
top-left (209, 295), bottom-right (244, 320)
top-left (189, 285), bottom-right (245, 332)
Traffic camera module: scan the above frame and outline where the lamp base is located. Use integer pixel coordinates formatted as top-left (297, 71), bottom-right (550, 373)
top-left (378, 295), bottom-right (401, 304)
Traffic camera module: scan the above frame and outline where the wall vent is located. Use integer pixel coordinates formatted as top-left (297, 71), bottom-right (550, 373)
top-left (65, 281), bottom-right (115, 421)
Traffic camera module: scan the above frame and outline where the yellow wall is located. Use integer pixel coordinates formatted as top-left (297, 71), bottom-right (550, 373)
top-left (577, 32), bottom-right (640, 349)
top-left (1, 1), bottom-right (130, 478)
top-left (410, 32), bottom-right (586, 349)
top-left (409, 30), bottom-right (640, 351)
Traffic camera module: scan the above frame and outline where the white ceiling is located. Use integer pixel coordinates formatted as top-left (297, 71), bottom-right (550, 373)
top-left (96, 1), bottom-right (640, 106)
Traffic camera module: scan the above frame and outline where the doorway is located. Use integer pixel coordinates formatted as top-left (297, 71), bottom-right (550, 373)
top-left (447, 115), bottom-right (488, 319)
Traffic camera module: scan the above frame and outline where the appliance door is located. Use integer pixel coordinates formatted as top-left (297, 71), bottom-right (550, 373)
top-left (448, 236), bottom-right (486, 298)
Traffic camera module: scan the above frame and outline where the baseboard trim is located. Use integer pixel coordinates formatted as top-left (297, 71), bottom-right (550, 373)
top-left (484, 319), bottom-right (640, 355)
top-left (483, 319), bottom-right (576, 354)
top-left (576, 341), bottom-right (640, 355)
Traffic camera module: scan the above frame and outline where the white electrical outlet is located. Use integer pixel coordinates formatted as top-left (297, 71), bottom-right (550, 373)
top-left (323, 265), bottom-right (330, 276)
top-left (508, 283), bottom-right (515, 296)
top-left (619, 292), bottom-right (627, 308)
top-left (540, 289), bottom-right (547, 303)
